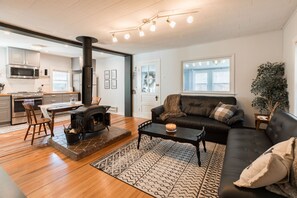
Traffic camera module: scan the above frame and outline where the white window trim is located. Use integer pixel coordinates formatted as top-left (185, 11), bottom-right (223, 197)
top-left (51, 69), bottom-right (71, 92)
top-left (182, 54), bottom-right (235, 95)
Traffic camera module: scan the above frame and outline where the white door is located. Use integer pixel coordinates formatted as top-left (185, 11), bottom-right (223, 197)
top-left (137, 60), bottom-right (161, 119)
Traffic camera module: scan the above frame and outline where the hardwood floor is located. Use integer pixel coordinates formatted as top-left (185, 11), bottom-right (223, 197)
top-left (0, 114), bottom-right (152, 198)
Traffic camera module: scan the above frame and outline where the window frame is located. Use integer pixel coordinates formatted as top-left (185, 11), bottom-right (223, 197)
top-left (51, 69), bottom-right (70, 92)
top-left (182, 55), bottom-right (235, 95)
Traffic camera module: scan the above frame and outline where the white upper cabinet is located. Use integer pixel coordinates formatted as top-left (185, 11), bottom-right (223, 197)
top-left (7, 47), bottom-right (40, 67)
top-left (25, 50), bottom-right (40, 67)
top-left (71, 57), bottom-right (96, 72)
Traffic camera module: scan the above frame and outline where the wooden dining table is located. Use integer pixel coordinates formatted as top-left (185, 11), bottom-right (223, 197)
top-left (39, 102), bottom-right (83, 134)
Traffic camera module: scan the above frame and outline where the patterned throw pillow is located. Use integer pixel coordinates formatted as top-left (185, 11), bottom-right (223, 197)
top-left (209, 102), bottom-right (238, 123)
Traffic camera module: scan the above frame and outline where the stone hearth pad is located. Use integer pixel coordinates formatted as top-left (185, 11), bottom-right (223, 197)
top-left (48, 126), bottom-right (131, 160)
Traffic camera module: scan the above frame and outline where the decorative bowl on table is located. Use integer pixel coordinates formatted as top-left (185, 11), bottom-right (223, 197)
top-left (166, 123), bottom-right (177, 133)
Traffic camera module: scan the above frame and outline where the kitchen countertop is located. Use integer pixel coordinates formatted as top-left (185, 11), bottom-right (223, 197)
top-left (0, 94), bottom-right (11, 97)
top-left (43, 92), bottom-right (80, 95)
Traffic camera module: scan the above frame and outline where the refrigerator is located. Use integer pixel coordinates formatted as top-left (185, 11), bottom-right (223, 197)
top-left (73, 72), bottom-right (98, 100)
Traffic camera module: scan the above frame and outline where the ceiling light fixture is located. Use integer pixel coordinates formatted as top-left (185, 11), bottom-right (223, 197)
top-left (124, 33), bottom-right (131, 40)
top-left (112, 34), bottom-right (118, 43)
top-left (187, 15), bottom-right (194, 24)
top-left (138, 27), bottom-right (145, 37)
top-left (110, 8), bottom-right (198, 43)
top-left (167, 17), bottom-right (176, 28)
top-left (150, 21), bottom-right (156, 32)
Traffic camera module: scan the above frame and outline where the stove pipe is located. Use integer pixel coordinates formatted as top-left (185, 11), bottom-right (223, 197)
top-left (76, 36), bottom-right (98, 106)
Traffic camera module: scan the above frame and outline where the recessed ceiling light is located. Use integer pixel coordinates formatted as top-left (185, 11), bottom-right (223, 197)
top-left (112, 34), bottom-right (118, 43)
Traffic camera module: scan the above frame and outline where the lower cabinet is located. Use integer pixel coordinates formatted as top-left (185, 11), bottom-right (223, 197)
top-left (0, 96), bottom-right (11, 124)
top-left (43, 93), bottom-right (79, 104)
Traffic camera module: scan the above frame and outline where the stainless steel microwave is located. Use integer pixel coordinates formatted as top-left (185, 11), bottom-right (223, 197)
top-left (7, 65), bottom-right (39, 79)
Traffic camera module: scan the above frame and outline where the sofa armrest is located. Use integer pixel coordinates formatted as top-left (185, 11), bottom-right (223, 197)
top-left (228, 109), bottom-right (244, 127)
top-left (151, 105), bottom-right (164, 122)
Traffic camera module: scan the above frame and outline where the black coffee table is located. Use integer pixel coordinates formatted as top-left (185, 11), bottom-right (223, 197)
top-left (137, 120), bottom-right (206, 166)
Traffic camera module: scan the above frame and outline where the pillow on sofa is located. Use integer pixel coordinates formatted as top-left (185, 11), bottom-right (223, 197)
top-left (233, 137), bottom-right (295, 188)
top-left (209, 102), bottom-right (238, 123)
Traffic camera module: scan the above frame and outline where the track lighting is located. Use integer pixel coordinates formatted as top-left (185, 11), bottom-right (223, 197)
top-left (167, 17), bottom-right (176, 28)
top-left (138, 27), bottom-right (145, 37)
top-left (124, 33), bottom-right (130, 40)
top-left (112, 34), bottom-right (118, 43)
top-left (110, 9), bottom-right (198, 43)
top-left (150, 21), bottom-right (156, 32)
top-left (187, 16), bottom-right (194, 24)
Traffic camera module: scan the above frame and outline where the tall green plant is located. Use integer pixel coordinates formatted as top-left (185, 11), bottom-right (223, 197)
top-left (251, 62), bottom-right (289, 114)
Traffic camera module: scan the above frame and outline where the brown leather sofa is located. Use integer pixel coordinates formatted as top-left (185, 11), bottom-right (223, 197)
top-left (151, 95), bottom-right (244, 144)
top-left (219, 110), bottom-right (297, 198)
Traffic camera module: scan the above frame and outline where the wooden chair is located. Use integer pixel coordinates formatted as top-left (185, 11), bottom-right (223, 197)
top-left (23, 103), bottom-right (52, 145)
top-left (92, 96), bottom-right (101, 105)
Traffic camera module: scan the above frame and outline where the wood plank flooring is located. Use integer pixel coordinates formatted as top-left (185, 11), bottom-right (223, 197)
top-left (0, 114), bottom-right (152, 198)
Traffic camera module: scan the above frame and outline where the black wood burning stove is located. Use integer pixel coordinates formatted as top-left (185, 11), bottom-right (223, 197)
top-left (70, 105), bottom-right (111, 139)
top-left (69, 36), bottom-right (111, 139)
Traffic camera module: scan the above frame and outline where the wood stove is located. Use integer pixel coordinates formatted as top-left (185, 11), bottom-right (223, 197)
top-left (70, 105), bottom-right (110, 139)
top-left (70, 36), bottom-right (111, 138)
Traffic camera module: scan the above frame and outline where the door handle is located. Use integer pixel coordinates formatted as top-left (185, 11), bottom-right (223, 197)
top-left (155, 96), bottom-right (158, 101)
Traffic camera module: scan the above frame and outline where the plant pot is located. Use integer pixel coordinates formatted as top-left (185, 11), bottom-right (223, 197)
top-left (65, 133), bottom-right (80, 145)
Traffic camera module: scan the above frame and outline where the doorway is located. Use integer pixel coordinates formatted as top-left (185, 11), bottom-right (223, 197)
top-left (137, 59), bottom-right (161, 119)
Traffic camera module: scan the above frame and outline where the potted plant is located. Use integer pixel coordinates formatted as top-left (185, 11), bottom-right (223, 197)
top-left (251, 62), bottom-right (289, 117)
top-left (63, 124), bottom-right (81, 145)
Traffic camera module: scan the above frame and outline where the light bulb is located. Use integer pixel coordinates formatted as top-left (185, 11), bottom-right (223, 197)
top-left (169, 20), bottom-right (176, 28)
top-left (150, 21), bottom-right (156, 32)
top-left (138, 28), bottom-right (145, 37)
top-left (124, 33), bottom-right (130, 40)
top-left (187, 16), bottom-right (194, 24)
top-left (167, 18), bottom-right (176, 28)
top-left (112, 34), bottom-right (118, 43)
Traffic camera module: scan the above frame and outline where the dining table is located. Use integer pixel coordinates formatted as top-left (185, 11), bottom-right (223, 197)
top-left (39, 101), bottom-right (83, 134)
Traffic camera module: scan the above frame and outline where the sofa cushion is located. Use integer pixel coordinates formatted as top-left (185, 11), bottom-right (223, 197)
top-left (266, 110), bottom-right (297, 145)
top-left (233, 138), bottom-right (294, 188)
top-left (210, 102), bottom-right (238, 123)
top-left (180, 95), bottom-right (237, 117)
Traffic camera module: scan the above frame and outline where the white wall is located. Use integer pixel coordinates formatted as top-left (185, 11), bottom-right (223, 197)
top-left (0, 48), bottom-right (72, 93)
top-left (283, 8), bottom-right (297, 114)
top-left (96, 56), bottom-right (125, 115)
top-left (134, 31), bottom-right (283, 127)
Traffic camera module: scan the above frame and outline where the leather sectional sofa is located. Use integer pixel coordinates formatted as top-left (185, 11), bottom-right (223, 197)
top-left (219, 110), bottom-right (297, 198)
top-left (151, 95), bottom-right (244, 144)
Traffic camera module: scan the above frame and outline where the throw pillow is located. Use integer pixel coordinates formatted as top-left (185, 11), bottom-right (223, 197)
top-left (209, 102), bottom-right (238, 123)
top-left (234, 137), bottom-right (295, 188)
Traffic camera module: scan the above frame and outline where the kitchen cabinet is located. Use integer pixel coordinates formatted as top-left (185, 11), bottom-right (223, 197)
top-left (7, 47), bottom-right (40, 67)
top-left (71, 57), bottom-right (96, 72)
top-left (43, 93), bottom-right (79, 104)
top-left (0, 96), bottom-right (11, 124)
top-left (43, 94), bottom-right (63, 104)
top-left (62, 93), bottom-right (79, 102)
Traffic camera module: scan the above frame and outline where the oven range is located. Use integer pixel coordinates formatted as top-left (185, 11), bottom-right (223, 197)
top-left (10, 92), bottom-right (43, 125)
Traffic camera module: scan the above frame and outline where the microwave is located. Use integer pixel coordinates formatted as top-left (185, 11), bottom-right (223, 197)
top-left (7, 65), bottom-right (39, 79)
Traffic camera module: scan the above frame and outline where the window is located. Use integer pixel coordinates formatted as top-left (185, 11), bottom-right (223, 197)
top-left (52, 70), bottom-right (69, 91)
top-left (183, 56), bottom-right (234, 93)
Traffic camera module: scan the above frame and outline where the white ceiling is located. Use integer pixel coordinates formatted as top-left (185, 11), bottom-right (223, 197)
top-left (0, 0), bottom-right (296, 56)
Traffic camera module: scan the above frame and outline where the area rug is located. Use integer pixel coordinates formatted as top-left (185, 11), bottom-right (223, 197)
top-left (0, 115), bottom-right (70, 134)
top-left (91, 135), bottom-right (226, 198)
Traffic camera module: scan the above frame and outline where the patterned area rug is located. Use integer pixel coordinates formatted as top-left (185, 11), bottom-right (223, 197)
top-left (91, 135), bottom-right (226, 198)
